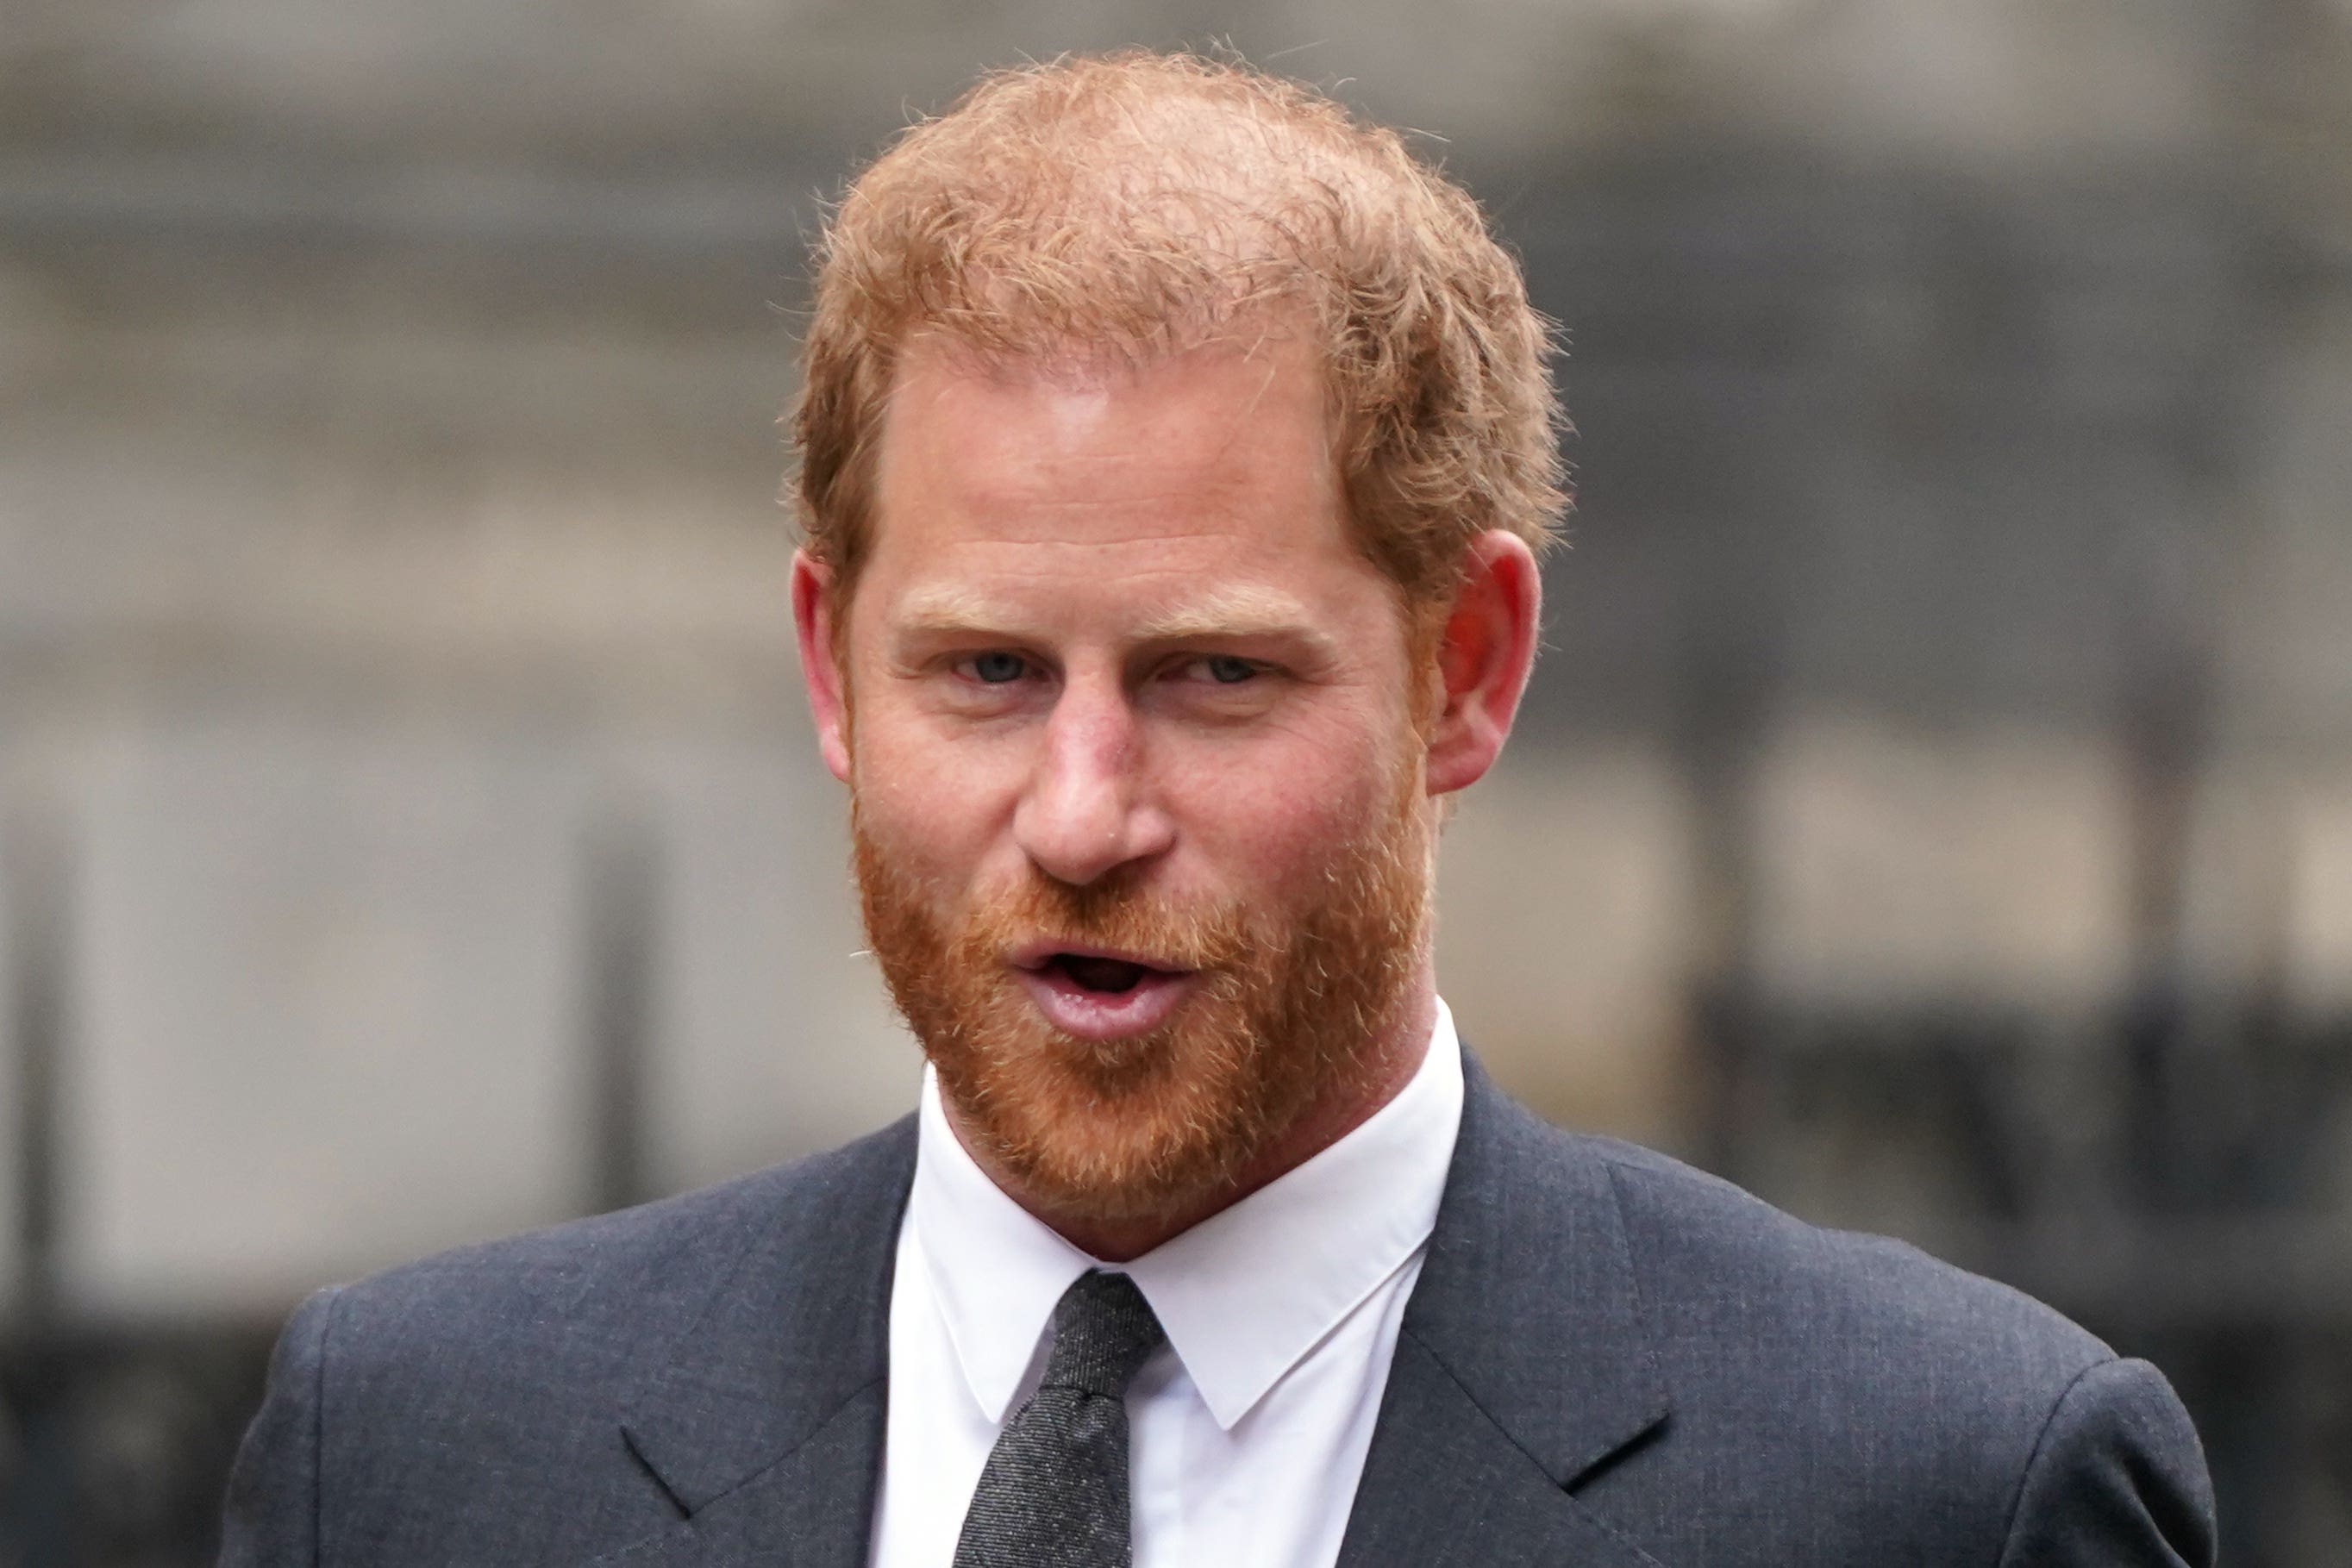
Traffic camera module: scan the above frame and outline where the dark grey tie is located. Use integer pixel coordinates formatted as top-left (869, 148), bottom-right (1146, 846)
top-left (952, 1270), bottom-right (1167, 1568)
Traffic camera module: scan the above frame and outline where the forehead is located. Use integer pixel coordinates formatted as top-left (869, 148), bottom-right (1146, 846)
top-left (859, 334), bottom-right (1371, 615)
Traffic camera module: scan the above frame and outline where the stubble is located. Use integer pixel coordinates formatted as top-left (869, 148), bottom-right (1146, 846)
top-left (852, 769), bottom-right (1433, 1227)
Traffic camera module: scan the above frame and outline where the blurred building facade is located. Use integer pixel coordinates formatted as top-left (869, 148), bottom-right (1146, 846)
top-left (3, 1), bottom-right (2351, 1560)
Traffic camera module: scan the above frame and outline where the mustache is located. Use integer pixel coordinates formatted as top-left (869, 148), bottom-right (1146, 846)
top-left (957, 871), bottom-right (1259, 972)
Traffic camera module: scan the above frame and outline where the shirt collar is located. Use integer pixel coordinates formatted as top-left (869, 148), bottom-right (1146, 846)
top-left (907, 999), bottom-right (1465, 1432)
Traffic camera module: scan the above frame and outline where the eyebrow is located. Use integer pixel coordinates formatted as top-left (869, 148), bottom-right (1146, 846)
top-left (891, 583), bottom-right (1341, 660)
top-left (893, 585), bottom-right (1019, 636)
top-left (1133, 585), bottom-right (1329, 647)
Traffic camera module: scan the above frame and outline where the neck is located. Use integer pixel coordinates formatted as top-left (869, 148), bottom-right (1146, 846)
top-left (942, 975), bottom-right (1438, 1263)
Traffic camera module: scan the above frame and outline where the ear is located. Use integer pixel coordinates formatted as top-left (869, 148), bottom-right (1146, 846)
top-left (791, 550), bottom-right (854, 784)
top-left (1423, 530), bottom-right (1542, 797)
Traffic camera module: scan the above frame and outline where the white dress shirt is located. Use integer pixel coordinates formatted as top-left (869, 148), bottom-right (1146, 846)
top-left (868, 1000), bottom-right (1466, 1568)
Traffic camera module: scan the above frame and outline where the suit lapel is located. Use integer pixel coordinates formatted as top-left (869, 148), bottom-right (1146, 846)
top-left (589, 1117), bottom-right (916, 1568)
top-left (1336, 1335), bottom-right (1661, 1568)
top-left (581, 1058), bottom-right (1667, 1565)
top-left (585, 1380), bottom-right (888, 1567)
top-left (1337, 1058), bottom-right (1671, 1567)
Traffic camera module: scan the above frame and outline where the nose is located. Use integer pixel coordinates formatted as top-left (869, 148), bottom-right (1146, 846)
top-left (1011, 679), bottom-right (1175, 887)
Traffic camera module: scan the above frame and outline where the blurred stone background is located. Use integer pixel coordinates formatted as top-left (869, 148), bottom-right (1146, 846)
top-left (3, 0), bottom-right (2350, 1560)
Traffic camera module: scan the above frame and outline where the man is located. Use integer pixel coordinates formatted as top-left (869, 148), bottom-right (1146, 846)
top-left (220, 52), bottom-right (2214, 1567)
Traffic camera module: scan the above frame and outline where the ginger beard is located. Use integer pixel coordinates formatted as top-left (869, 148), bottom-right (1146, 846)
top-left (852, 759), bottom-right (1435, 1226)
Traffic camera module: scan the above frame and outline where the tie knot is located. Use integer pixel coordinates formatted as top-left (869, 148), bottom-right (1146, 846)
top-left (1041, 1271), bottom-right (1166, 1398)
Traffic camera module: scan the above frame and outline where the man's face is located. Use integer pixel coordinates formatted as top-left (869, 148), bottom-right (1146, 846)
top-left (817, 334), bottom-right (1436, 1223)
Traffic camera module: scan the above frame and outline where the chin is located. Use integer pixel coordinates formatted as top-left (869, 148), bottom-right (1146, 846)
top-left (926, 987), bottom-right (1300, 1224)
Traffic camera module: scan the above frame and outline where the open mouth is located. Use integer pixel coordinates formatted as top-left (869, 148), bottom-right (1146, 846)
top-left (1046, 953), bottom-right (1154, 995)
top-left (1012, 946), bottom-right (1198, 1040)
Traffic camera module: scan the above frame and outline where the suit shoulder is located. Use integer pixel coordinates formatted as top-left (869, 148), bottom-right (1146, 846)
top-left (321, 1115), bottom-right (916, 1371)
top-left (1581, 1132), bottom-right (2111, 1388)
top-left (244, 1118), bottom-right (913, 1557)
top-left (1542, 1130), bottom-right (2208, 1559)
top-left (1564, 1129), bottom-right (2127, 1529)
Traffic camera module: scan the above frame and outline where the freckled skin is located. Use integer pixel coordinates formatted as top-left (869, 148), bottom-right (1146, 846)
top-left (793, 335), bottom-right (1542, 1259)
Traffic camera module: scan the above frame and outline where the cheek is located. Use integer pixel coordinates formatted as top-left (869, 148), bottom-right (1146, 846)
top-left (848, 714), bottom-right (1014, 875)
top-left (1166, 721), bottom-right (1405, 892)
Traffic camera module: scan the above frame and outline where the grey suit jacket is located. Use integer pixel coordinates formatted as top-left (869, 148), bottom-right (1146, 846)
top-left (219, 1061), bottom-right (2215, 1565)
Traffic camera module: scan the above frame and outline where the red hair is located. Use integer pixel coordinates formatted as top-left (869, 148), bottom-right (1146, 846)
top-left (791, 50), bottom-right (1567, 604)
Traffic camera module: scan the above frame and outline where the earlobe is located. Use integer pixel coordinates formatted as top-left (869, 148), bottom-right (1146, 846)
top-left (1423, 531), bottom-right (1542, 797)
top-left (791, 551), bottom-right (854, 784)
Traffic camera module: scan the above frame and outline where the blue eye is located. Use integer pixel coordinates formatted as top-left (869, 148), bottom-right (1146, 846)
top-left (968, 652), bottom-right (1026, 684)
top-left (1204, 655), bottom-right (1256, 684)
